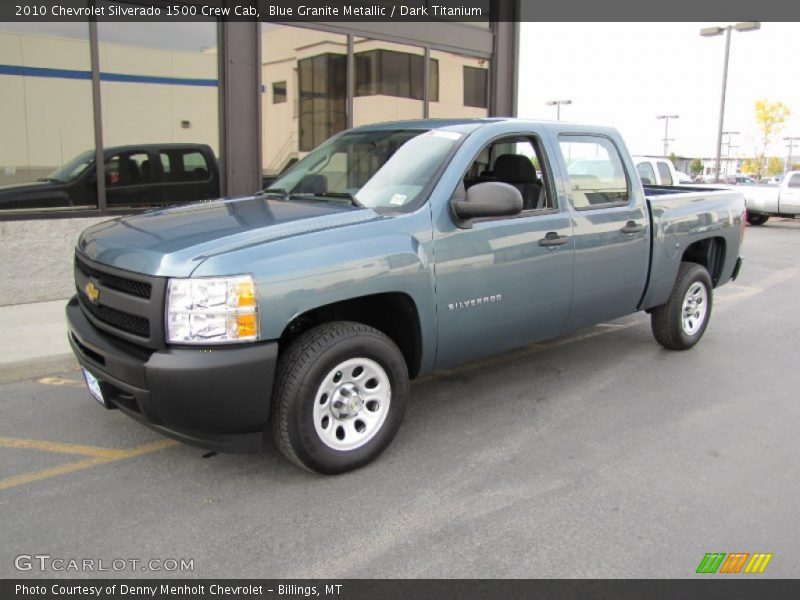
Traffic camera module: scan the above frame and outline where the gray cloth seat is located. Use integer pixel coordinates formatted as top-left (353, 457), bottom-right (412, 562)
top-left (493, 154), bottom-right (544, 210)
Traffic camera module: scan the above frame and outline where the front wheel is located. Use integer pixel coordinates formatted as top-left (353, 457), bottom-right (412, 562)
top-left (747, 212), bottom-right (769, 226)
top-left (270, 321), bottom-right (409, 474)
top-left (651, 262), bottom-right (713, 350)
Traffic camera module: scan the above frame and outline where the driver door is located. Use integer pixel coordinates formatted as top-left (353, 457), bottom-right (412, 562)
top-left (433, 135), bottom-right (574, 369)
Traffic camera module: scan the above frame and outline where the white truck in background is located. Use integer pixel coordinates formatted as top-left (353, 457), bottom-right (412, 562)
top-left (743, 171), bottom-right (800, 225)
top-left (633, 156), bottom-right (691, 186)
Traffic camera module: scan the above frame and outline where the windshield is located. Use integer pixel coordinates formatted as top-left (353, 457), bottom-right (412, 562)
top-left (269, 128), bottom-right (462, 208)
top-left (45, 150), bottom-right (94, 183)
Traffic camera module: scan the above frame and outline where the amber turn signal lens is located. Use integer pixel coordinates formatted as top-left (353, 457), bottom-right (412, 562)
top-left (237, 313), bottom-right (258, 338)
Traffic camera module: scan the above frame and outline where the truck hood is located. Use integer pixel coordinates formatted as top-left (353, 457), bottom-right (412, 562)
top-left (77, 195), bottom-right (381, 277)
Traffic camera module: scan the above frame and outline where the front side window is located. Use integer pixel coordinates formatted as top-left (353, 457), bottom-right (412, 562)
top-left (463, 136), bottom-right (553, 212)
top-left (270, 128), bottom-right (461, 209)
top-left (560, 136), bottom-right (630, 209)
top-left (636, 162), bottom-right (657, 186)
top-left (788, 173), bottom-right (800, 188)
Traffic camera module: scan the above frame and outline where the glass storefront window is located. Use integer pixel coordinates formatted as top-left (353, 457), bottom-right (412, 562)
top-left (0, 23), bottom-right (96, 212)
top-left (261, 25), bottom-right (347, 181)
top-left (97, 7), bottom-right (219, 209)
top-left (429, 50), bottom-right (490, 118)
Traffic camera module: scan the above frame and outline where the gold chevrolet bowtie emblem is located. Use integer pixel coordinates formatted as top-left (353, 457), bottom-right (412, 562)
top-left (85, 281), bottom-right (100, 302)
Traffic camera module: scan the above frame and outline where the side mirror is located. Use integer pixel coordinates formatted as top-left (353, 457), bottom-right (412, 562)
top-left (451, 181), bottom-right (523, 228)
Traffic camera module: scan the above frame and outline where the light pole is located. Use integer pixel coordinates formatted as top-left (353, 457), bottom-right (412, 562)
top-left (656, 114), bottom-right (679, 156)
top-left (725, 145), bottom-right (739, 177)
top-left (723, 131), bottom-right (739, 176)
top-left (546, 99), bottom-right (572, 121)
top-left (701, 21), bottom-right (760, 182)
top-left (785, 136), bottom-right (800, 173)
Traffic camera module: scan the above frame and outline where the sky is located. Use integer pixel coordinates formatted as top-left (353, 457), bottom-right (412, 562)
top-left (518, 22), bottom-right (800, 160)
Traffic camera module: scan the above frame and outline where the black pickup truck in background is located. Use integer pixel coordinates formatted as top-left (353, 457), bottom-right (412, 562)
top-left (0, 143), bottom-right (219, 211)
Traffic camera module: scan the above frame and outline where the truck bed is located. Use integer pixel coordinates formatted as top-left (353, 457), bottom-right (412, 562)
top-left (639, 185), bottom-right (745, 311)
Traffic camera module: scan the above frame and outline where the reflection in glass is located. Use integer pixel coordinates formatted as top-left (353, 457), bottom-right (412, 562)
top-left (261, 25), bottom-right (347, 181)
top-left (97, 6), bottom-right (219, 208)
top-left (429, 51), bottom-right (489, 118)
top-left (0, 22), bottom-right (95, 211)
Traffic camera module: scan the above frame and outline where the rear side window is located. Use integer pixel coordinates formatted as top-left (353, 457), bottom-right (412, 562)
top-left (104, 152), bottom-right (151, 187)
top-left (636, 162), bottom-right (657, 185)
top-left (788, 174), bottom-right (800, 188)
top-left (559, 135), bottom-right (629, 209)
top-left (160, 150), bottom-right (210, 182)
top-left (656, 162), bottom-right (673, 186)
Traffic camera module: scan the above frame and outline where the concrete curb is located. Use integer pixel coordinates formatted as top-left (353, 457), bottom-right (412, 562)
top-left (0, 354), bottom-right (79, 385)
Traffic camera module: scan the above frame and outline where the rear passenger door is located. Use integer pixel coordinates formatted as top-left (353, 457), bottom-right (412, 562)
top-left (557, 134), bottom-right (649, 331)
top-left (159, 148), bottom-right (217, 204)
top-left (104, 149), bottom-right (161, 208)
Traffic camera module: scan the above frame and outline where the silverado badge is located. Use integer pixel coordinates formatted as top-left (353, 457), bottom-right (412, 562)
top-left (85, 281), bottom-right (100, 303)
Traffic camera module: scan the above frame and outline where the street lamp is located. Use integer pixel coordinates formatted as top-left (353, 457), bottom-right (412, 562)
top-left (546, 99), bottom-right (572, 121)
top-left (785, 136), bottom-right (800, 173)
top-left (701, 21), bottom-right (761, 182)
top-left (723, 131), bottom-right (739, 176)
top-left (656, 114), bottom-right (679, 156)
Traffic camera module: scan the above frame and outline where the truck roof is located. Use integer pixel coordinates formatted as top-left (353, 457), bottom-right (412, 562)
top-left (350, 117), bottom-right (619, 137)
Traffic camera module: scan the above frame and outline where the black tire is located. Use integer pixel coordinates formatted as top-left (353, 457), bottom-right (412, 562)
top-left (747, 212), bottom-right (769, 226)
top-left (651, 262), bottom-right (713, 351)
top-left (270, 321), bottom-right (409, 474)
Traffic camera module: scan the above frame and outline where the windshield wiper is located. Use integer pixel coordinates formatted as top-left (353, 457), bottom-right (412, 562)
top-left (292, 192), bottom-right (363, 208)
top-left (37, 177), bottom-right (63, 183)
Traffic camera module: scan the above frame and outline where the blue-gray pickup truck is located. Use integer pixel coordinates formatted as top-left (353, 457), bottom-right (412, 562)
top-left (67, 118), bottom-right (746, 474)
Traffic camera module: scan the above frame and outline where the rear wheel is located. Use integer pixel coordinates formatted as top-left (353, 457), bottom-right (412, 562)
top-left (651, 262), bottom-right (713, 350)
top-left (271, 321), bottom-right (409, 474)
top-left (747, 212), bottom-right (769, 226)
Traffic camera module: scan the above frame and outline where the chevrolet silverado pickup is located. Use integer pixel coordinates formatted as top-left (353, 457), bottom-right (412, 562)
top-left (66, 119), bottom-right (746, 474)
top-left (742, 171), bottom-right (800, 225)
top-left (0, 143), bottom-right (219, 211)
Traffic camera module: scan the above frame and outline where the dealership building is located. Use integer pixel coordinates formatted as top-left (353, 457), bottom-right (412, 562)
top-left (0, 10), bottom-right (518, 306)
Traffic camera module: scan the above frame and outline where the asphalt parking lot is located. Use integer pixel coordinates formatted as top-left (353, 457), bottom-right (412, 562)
top-left (1, 220), bottom-right (799, 579)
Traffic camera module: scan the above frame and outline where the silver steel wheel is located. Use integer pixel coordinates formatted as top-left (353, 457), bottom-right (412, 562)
top-left (681, 281), bottom-right (708, 336)
top-left (313, 357), bottom-right (392, 451)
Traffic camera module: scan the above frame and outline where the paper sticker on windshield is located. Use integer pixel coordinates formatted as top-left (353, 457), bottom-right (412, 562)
top-left (426, 130), bottom-right (462, 140)
top-left (389, 194), bottom-right (407, 206)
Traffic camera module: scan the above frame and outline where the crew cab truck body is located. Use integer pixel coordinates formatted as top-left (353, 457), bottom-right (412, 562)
top-left (0, 143), bottom-right (219, 211)
top-left (742, 171), bottom-right (800, 225)
top-left (66, 119), bottom-right (745, 474)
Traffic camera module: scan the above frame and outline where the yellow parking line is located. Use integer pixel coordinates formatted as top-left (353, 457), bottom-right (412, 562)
top-left (0, 439), bottom-right (178, 492)
top-left (38, 376), bottom-right (85, 388)
top-left (0, 436), bottom-right (125, 459)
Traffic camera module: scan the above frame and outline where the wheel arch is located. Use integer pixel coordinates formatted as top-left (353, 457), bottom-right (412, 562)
top-left (278, 292), bottom-right (424, 379)
top-left (681, 237), bottom-right (726, 287)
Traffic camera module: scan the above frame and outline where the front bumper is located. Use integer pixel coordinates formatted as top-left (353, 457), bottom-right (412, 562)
top-left (66, 296), bottom-right (278, 453)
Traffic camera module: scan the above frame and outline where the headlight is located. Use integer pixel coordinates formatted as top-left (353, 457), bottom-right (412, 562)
top-left (166, 275), bottom-right (259, 344)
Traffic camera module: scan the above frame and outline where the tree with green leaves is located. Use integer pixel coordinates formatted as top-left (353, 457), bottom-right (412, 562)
top-left (690, 159), bottom-right (703, 175)
top-left (752, 99), bottom-right (791, 179)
